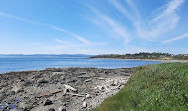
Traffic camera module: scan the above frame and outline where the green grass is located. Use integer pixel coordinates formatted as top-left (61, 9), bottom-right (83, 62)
top-left (93, 62), bottom-right (188, 111)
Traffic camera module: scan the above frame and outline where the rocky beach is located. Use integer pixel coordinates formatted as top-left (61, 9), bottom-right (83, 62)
top-left (0, 67), bottom-right (135, 111)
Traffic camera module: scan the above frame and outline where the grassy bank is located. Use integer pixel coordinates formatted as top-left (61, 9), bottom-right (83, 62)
top-left (93, 62), bottom-right (188, 111)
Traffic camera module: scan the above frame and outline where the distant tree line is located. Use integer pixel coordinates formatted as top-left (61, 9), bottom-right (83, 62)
top-left (90, 52), bottom-right (188, 60)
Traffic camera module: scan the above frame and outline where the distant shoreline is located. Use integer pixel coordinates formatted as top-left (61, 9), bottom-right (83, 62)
top-left (91, 58), bottom-right (188, 63)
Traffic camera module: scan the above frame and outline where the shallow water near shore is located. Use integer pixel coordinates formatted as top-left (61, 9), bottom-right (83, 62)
top-left (0, 54), bottom-right (163, 74)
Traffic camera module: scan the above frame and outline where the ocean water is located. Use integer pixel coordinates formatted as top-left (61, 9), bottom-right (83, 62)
top-left (0, 55), bottom-right (163, 74)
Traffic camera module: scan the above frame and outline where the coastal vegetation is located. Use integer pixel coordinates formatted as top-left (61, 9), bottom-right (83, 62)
top-left (90, 52), bottom-right (188, 60)
top-left (93, 62), bottom-right (188, 111)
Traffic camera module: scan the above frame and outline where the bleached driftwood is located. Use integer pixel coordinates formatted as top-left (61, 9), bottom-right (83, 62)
top-left (110, 84), bottom-right (122, 90)
top-left (64, 84), bottom-right (77, 92)
top-left (98, 77), bottom-right (107, 80)
top-left (84, 79), bottom-right (92, 82)
top-left (93, 77), bottom-right (107, 80)
top-left (77, 74), bottom-right (96, 78)
top-left (83, 101), bottom-right (87, 108)
top-left (66, 93), bottom-right (85, 97)
top-left (104, 86), bottom-right (110, 91)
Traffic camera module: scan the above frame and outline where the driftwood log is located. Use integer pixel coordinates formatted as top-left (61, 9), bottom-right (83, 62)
top-left (84, 79), bottom-right (92, 82)
top-left (77, 74), bottom-right (96, 78)
top-left (37, 89), bottom-right (65, 98)
top-left (66, 93), bottom-right (85, 97)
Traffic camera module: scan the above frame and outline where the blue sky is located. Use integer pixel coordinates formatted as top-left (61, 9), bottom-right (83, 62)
top-left (0, 0), bottom-right (187, 54)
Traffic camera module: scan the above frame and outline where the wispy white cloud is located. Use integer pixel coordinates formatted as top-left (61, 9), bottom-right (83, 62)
top-left (0, 11), bottom-right (47, 26)
top-left (88, 6), bottom-right (130, 43)
top-left (108, 0), bottom-right (132, 21)
top-left (0, 11), bottom-right (100, 46)
top-left (162, 33), bottom-right (188, 44)
top-left (55, 39), bottom-right (70, 44)
top-left (50, 25), bottom-right (93, 45)
top-left (152, 0), bottom-right (184, 22)
top-left (107, 0), bottom-right (185, 40)
top-left (144, 0), bottom-right (184, 39)
top-left (56, 37), bottom-right (107, 47)
top-left (76, 36), bottom-right (91, 45)
top-left (108, 0), bottom-right (139, 21)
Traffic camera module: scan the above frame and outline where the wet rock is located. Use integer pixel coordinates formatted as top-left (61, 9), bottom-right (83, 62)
top-left (49, 108), bottom-right (55, 111)
top-left (0, 103), bottom-right (9, 110)
top-left (12, 86), bottom-right (24, 94)
top-left (38, 78), bottom-right (49, 83)
top-left (34, 75), bottom-right (42, 79)
top-left (67, 79), bottom-right (77, 83)
top-left (20, 101), bottom-right (35, 110)
top-left (44, 99), bottom-right (53, 106)
top-left (22, 81), bottom-right (32, 87)
top-left (95, 91), bottom-right (100, 96)
top-left (104, 71), bottom-right (108, 74)
top-left (10, 109), bottom-right (20, 111)
top-left (62, 109), bottom-right (66, 111)
top-left (7, 91), bottom-right (16, 95)
top-left (16, 89), bottom-right (24, 94)
top-left (19, 79), bottom-right (25, 82)
top-left (0, 93), bottom-right (7, 101)
top-left (23, 108), bottom-right (30, 111)
top-left (51, 74), bottom-right (61, 80)
top-left (80, 72), bottom-right (87, 75)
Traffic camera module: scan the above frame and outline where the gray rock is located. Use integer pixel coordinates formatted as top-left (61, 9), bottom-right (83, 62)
top-left (59, 106), bottom-right (66, 111)
top-left (22, 81), bottom-right (32, 87)
top-left (21, 101), bottom-right (34, 110)
top-left (62, 109), bottom-right (66, 111)
top-left (16, 89), bottom-right (24, 93)
top-left (0, 93), bottom-right (7, 101)
top-left (38, 78), bottom-right (49, 83)
top-left (44, 99), bottom-right (53, 106)
top-left (49, 108), bottom-right (55, 111)
top-left (7, 91), bottom-right (16, 95)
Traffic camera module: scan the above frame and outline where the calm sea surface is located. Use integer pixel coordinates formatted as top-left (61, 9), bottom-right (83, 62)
top-left (0, 55), bottom-right (163, 74)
